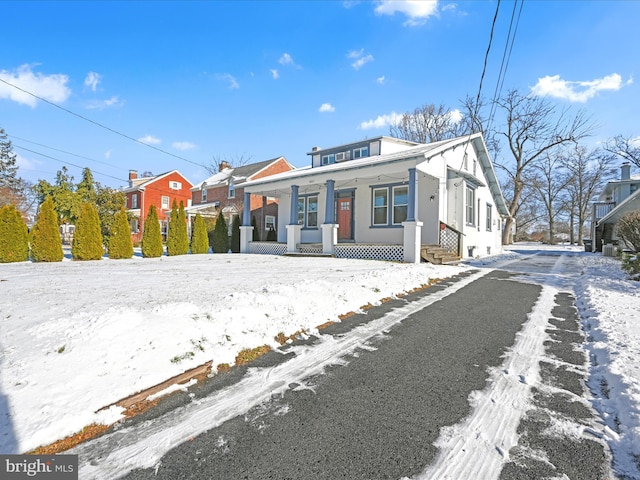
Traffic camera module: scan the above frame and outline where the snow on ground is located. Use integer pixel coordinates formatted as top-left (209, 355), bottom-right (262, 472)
top-left (0, 252), bottom-right (466, 454)
top-left (1, 244), bottom-right (639, 478)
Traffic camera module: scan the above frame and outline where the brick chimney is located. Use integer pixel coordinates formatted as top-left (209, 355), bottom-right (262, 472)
top-left (128, 170), bottom-right (138, 187)
top-left (219, 161), bottom-right (231, 172)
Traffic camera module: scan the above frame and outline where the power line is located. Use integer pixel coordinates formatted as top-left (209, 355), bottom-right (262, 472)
top-left (0, 76), bottom-right (207, 169)
top-left (9, 134), bottom-right (127, 172)
top-left (13, 144), bottom-right (127, 183)
top-left (487, 0), bottom-right (524, 133)
top-left (473, 0), bottom-right (502, 124)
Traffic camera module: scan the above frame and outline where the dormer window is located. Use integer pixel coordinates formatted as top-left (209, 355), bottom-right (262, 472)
top-left (335, 151), bottom-right (350, 162)
top-left (353, 146), bottom-right (369, 159)
top-left (228, 180), bottom-right (235, 198)
top-left (322, 154), bottom-right (335, 165)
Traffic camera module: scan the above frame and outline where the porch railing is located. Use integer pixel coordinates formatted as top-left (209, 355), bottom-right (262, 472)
top-left (593, 201), bottom-right (616, 221)
top-left (439, 222), bottom-right (463, 257)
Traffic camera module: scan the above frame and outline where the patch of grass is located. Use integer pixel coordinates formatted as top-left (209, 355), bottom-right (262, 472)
top-left (274, 330), bottom-right (307, 345)
top-left (28, 423), bottom-right (111, 455)
top-left (57, 345), bottom-right (65, 354)
top-left (235, 345), bottom-right (271, 365)
top-left (316, 321), bottom-right (335, 330)
top-left (216, 363), bottom-right (231, 373)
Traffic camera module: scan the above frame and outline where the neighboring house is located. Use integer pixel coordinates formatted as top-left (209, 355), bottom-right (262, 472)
top-left (186, 157), bottom-right (295, 240)
top-left (591, 162), bottom-right (640, 252)
top-left (123, 170), bottom-right (194, 243)
top-left (241, 134), bottom-right (509, 263)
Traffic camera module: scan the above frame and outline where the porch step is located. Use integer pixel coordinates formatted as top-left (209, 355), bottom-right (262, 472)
top-left (420, 245), bottom-right (461, 265)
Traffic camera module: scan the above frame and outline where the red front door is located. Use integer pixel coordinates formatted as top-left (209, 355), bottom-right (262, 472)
top-left (337, 197), bottom-right (353, 241)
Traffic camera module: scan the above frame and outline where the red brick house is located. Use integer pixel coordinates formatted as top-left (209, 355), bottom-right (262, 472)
top-left (123, 170), bottom-right (194, 243)
top-left (186, 157), bottom-right (295, 240)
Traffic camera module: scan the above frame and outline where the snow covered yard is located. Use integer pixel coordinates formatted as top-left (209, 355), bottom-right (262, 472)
top-left (0, 253), bottom-right (467, 454)
top-left (1, 244), bottom-right (639, 478)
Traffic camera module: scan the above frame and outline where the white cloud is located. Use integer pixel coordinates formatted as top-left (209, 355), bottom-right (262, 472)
top-left (0, 64), bottom-right (71, 107)
top-left (531, 73), bottom-right (631, 103)
top-left (84, 71), bottom-right (101, 91)
top-left (319, 103), bottom-right (335, 113)
top-left (279, 53), bottom-right (294, 66)
top-left (138, 135), bottom-right (161, 145)
top-left (360, 111), bottom-right (403, 130)
top-left (270, 69), bottom-right (279, 80)
top-left (348, 49), bottom-right (375, 70)
top-left (374, 0), bottom-right (439, 26)
top-left (172, 141), bottom-right (196, 151)
top-left (86, 95), bottom-right (124, 110)
top-left (216, 73), bottom-right (239, 89)
top-left (377, 75), bottom-right (386, 85)
top-left (448, 108), bottom-right (463, 124)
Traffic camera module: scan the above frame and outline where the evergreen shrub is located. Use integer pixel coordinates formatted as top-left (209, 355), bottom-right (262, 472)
top-left (30, 197), bottom-right (63, 262)
top-left (72, 203), bottom-right (104, 260)
top-left (109, 206), bottom-right (134, 259)
top-left (141, 205), bottom-right (163, 258)
top-left (231, 214), bottom-right (240, 253)
top-left (212, 214), bottom-right (228, 253)
top-left (167, 200), bottom-right (189, 255)
top-left (0, 204), bottom-right (29, 263)
top-left (191, 213), bottom-right (209, 254)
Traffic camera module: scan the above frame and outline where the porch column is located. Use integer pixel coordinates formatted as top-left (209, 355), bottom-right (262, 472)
top-left (287, 185), bottom-right (302, 253)
top-left (402, 220), bottom-right (423, 264)
top-left (240, 191), bottom-right (253, 253)
top-left (322, 180), bottom-right (338, 254)
top-left (407, 167), bottom-right (417, 222)
top-left (242, 192), bottom-right (251, 226)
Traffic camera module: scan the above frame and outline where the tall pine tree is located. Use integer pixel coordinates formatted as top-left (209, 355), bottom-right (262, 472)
top-left (72, 203), bottom-right (104, 260)
top-left (141, 205), bottom-right (163, 257)
top-left (109, 206), bottom-right (134, 259)
top-left (0, 204), bottom-right (29, 263)
top-left (30, 197), bottom-right (63, 262)
top-left (190, 213), bottom-right (209, 254)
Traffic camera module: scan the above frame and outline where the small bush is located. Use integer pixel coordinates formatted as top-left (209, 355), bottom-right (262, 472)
top-left (266, 227), bottom-right (277, 241)
top-left (616, 211), bottom-right (640, 253)
top-left (251, 215), bottom-right (259, 241)
top-left (141, 205), bottom-right (163, 258)
top-left (622, 253), bottom-right (640, 281)
top-left (231, 214), bottom-right (240, 253)
top-left (0, 204), bottom-right (29, 263)
top-left (30, 197), bottom-right (63, 262)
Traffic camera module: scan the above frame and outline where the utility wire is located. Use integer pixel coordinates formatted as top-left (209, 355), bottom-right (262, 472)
top-left (0, 77), bottom-right (207, 169)
top-left (14, 144), bottom-right (127, 183)
top-left (9, 134), bottom-right (127, 172)
top-left (487, 0), bottom-right (524, 133)
top-left (473, 0), bottom-right (502, 124)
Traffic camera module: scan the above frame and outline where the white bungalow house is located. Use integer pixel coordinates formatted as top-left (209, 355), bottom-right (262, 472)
top-left (239, 133), bottom-right (510, 264)
top-left (591, 162), bottom-right (640, 253)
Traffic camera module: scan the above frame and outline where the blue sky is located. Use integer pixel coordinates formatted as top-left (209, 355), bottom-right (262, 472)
top-left (1, 0), bottom-right (638, 189)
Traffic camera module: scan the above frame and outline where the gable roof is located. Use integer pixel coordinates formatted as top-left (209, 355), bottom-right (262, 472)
top-left (244, 133), bottom-right (510, 218)
top-left (597, 188), bottom-right (640, 225)
top-left (122, 170), bottom-right (193, 192)
top-left (306, 136), bottom-right (420, 155)
top-left (192, 156), bottom-right (292, 190)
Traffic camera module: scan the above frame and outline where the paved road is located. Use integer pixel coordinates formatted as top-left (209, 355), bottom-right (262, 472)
top-left (75, 252), bottom-right (613, 479)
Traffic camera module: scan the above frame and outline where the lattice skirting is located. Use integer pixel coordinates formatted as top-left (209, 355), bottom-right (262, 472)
top-left (248, 242), bottom-right (288, 255)
top-left (335, 244), bottom-right (404, 262)
top-left (297, 245), bottom-right (323, 254)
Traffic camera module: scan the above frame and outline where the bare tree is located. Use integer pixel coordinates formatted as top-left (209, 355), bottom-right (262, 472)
top-left (564, 146), bottom-right (616, 244)
top-left (389, 103), bottom-right (467, 144)
top-left (491, 89), bottom-right (594, 244)
top-left (528, 153), bottom-right (572, 244)
top-left (205, 154), bottom-right (252, 175)
top-left (605, 135), bottom-right (640, 168)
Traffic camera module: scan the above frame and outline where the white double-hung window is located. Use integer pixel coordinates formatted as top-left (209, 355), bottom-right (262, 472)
top-left (372, 184), bottom-right (408, 226)
top-left (466, 185), bottom-right (476, 226)
top-left (297, 194), bottom-right (319, 228)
